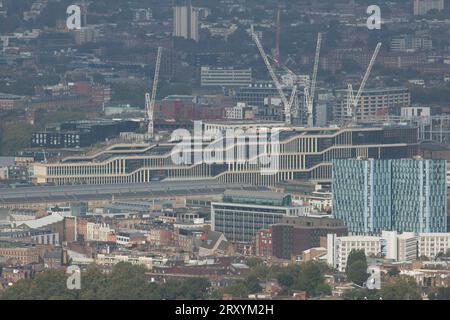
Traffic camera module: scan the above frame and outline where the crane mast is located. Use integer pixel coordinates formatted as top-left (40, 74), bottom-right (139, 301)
top-left (347, 42), bottom-right (382, 122)
top-left (307, 33), bottom-right (322, 126)
top-left (251, 26), bottom-right (291, 125)
top-left (303, 32), bottom-right (322, 127)
top-left (146, 46), bottom-right (163, 138)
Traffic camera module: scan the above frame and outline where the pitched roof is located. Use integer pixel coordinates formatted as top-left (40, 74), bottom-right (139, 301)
top-left (17, 213), bottom-right (64, 229)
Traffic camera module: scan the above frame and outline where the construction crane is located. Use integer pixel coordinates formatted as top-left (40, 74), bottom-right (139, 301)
top-left (305, 32), bottom-right (322, 127)
top-left (347, 42), bottom-right (382, 122)
top-left (146, 46), bottom-right (163, 138)
top-left (251, 25), bottom-right (291, 125)
top-left (270, 33), bottom-right (322, 127)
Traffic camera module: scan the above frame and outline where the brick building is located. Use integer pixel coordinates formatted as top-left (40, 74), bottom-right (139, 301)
top-left (271, 216), bottom-right (348, 260)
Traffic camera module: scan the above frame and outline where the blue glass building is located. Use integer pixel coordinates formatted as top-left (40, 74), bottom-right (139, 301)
top-left (332, 158), bottom-right (447, 235)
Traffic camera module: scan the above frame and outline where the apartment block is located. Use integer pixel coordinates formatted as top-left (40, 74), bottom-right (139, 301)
top-left (332, 158), bottom-right (447, 234)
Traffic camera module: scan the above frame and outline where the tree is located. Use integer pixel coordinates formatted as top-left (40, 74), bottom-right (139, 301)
top-left (245, 275), bottom-right (262, 294)
top-left (0, 123), bottom-right (34, 156)
top-left (222, 281), bottom-right (250, 298)
top-left (346, 250), bottom-right (367, 273)
top-left (387, 267), bottom-right (400, 278)
top-left (101, 262), bottom-right (156, 300)
top-left (347, 260), bottom-right (369, 286)
top-left (296, 261), bottom-right (326, 297)
top-left (429, 287), bottom-right (450, 300)
top-left (343, 288), bottom-right (381, 300)
top-left (78, 268), bottom-right (109, 300)
top-left (315, 283), bottom-right (332, 296)
top-left (380, 277), bottom-right (421, 300)
top-left (345, 250), bottom-right (368, 286)
top-left (180, 278), bottom-right (211, 300)
top-left (1, 270), bottom-right (78, 300)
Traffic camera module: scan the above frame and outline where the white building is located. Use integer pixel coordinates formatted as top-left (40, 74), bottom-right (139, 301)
top-left (327, 232), bottom-right (450, 270)
top-left (382, 231), bottom-right (418, 262)
top-left (326, 234), bottom-right (383, 271)
top-left (419, 233), bottom-right (450, 259)
top-left (225, 102), bottom-right (255, 120)
top-left (96, 253), bottom-right (167, 270)
top-left (335, 87), bottom-right (411, 122)
top-left (413, 0), bottom-right (444, 16)
top-left (201, 67), bottom-right (252, 87)
top-left (86, 222), bottom-right (115, 242)
top-left (173, 4), bottom-right (199, 42)
top-left (401, 106), bottom-right (431, 118)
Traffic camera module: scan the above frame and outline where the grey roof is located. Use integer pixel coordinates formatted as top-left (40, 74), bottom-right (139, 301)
top-left (224, 189), bottom-right (288, 200)
top-left (200, 231), bottom-right (224, 250)
top-left (17, 214), bottom-right (64, 229)
top-left (0, 157), bottom-right (14, 167)
top-left (44, 248), bottom-right (62, 259)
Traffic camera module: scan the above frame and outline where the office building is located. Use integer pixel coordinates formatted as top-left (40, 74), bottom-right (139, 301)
top-left (326, 234), bottom-right (383, 271)
top-left (31, 120), bottom-right (140, 149)
top-left (225, 102), bottom-right (256, 120)
top-left (327, 231), bottom-right (450, 270)
top-left (211, 190), bottom-right (309, 243)
top-left (234, 82), bottom-right (295, 107)
top-left (201, 67), bottom-right (252, 87)
top-left (334, 87), bottom-right (410, 122)
top-left (173, 1), bottom-right (199, 42)
top-left (381, 231), bottom-right (418, 262)
top-left (271, 216), bottom-right (348, 260)
top-left (33, 125), bottom-right (418, 186)
top-left (419, 233), bottom-right (450, 259)
top-left (413, 0), bottom-right (444, 16)
top-left (390, 34), bottom-right (433, 52)
top-left (332, 158), bottom-right (447, 235)
top-left (0, 93), bottom-right (25, 110)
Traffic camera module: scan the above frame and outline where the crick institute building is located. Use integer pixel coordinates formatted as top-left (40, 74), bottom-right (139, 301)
top-left (33, 125), bottom-right (418, 186)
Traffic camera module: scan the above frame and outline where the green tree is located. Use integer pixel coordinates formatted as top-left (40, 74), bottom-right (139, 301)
top-left (347, 260), bottom-right (369, 286)
top-left (1, 270), bottom-right (78, 300)
top-left (380, 277), bottom-right (421, 300)
top-left (343, 288), bottom-right (381, 300)
top-left (387, 267), bottom-right (400, 278)
top-left (345, 250), bottom-right (368, 286)
top-left (245, 274), bottom-right (262, 294)
top-left (315, 283), bottom-right (332, 296)
top-left (222, 281), bottom-right (250, 298)
top-left (345, 250), bottom-right (367, 273)
top-left (101, 263), bottom-right (155, 300)
top-left (78, 268), bottom-right (109, 300)
top-left (296, 261), bottom-right (326, 297)
top-left (0, 123), bottom-right (34, 156)
top-left (429, 287), bottom-right (450, 300)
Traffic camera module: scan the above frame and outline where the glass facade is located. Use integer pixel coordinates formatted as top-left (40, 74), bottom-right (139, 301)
top-left (332, 159), bottom-right (447, 235)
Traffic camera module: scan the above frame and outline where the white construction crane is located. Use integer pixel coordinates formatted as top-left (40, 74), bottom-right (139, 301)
top-left (251, 26), bottom-right (291, 125)
top-left (303, 32), bottom-right (322, 127)
top-left (346, 42), bottom-right (382, 122)
top-left (146, 46), bottom-right (163, 138)
top-left (271, 33), bottom-right (322, 127)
